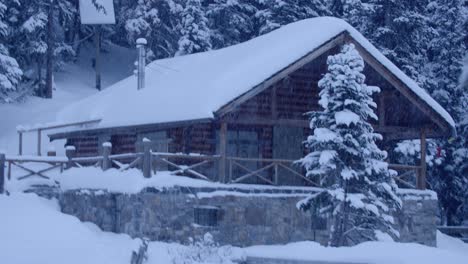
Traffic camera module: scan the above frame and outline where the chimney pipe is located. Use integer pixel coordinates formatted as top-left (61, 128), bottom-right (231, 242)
top-left (136, 38), bottom-right (147, 90)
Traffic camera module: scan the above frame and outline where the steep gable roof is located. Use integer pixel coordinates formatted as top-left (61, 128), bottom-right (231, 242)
top-left (57, 17), bottom-right (455, 135)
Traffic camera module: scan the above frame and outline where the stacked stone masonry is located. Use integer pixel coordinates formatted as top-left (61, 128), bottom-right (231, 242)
top-left (58, 187), bottom-right (438, 247)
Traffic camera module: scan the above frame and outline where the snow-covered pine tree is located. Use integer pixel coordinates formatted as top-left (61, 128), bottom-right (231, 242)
top-left (330, 0), bottom-right (371, 33)
top-left (176, 0), bottom-right (211, 56)
top-left (255, 0), bottom-right (329, 35)
top-left (423, 0), bottom-right (467, 225)
top-left (364, 0), bottom-right (431, 83)
top-left (207, 0), bottom-right (257, 48)
top-left (0, 0), bottom-right (22, 102)
top-left (299, 44), bottom-right (401, 246)
top-left (119, 0), bottom-right (182, 60)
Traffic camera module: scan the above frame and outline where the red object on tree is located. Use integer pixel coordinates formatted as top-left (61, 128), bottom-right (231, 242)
top-left (436, 146), bottom-right (442, 158)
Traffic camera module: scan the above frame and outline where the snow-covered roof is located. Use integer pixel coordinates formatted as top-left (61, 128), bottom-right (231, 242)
top-left (57, 17), bottom-right (455, 131)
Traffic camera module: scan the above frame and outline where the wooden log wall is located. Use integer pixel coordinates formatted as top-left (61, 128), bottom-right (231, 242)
top-left (67, 137), bottom-right (99, 157)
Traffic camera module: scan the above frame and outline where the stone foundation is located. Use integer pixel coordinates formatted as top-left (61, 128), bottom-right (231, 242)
top-left (58, 186), bottom-right (438, 247)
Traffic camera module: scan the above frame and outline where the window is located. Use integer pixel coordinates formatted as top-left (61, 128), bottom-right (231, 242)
top-left (194, 206), bottom-right (220, 227)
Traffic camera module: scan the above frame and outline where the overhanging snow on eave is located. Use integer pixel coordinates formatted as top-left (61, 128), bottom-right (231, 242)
top-left (48, 118), bottom-right (214, 141)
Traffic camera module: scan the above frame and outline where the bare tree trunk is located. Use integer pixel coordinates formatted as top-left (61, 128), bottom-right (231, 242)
top-left (45, 0), bottom-right (55, 99)
top-left (37, 59), bottom-right (43, 97)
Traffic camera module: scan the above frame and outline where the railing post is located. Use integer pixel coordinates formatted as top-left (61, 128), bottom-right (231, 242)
top-left (417, 128), bottom-right (427, 190)
top-left (228, 158), bottom-right (233, 183)
top-left (102, 142), bottom-right (112, 171)
top-left (218, 122), bottom-right (227, 183)
top-left (18, 131), bottom-right (23, 156)
top-left (274, 163), bottom-right (279, 185)
top-left (37, 129), bottom-right (42, 156)
top-left (0, 152), bottom-right (5, 194)
top-left (65, 146), bottom-right (76, 169)
top-left (142, 138), bottom-right (152, 178)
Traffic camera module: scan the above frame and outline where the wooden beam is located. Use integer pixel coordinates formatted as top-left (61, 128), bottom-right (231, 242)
top-left (224, 118), bottom-right (309, 128)
top-left (218, 122), bottom-right (227, 183)
top-left (418, 128), bottom-right (427, 190)
top-left (48, 118), bottom-right (213, 141)
top-left (271, 83), bottom-right (278, 119)
top-left (379, 94), bottom-right (385, 127)
top-left (18, 119), bottom-right (102, 133)
top-left (215, 33), bottom-right (346, 117)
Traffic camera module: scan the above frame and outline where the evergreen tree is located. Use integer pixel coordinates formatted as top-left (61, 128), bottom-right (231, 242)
top-left (424, 0), bottom-right (467, 225)
top-left (300, 44), bottom-right (401, 246)
top-left (207, 0), bottom-right (257, 48)
top-left (176, 0), bottom-right (211, 55)
top-left (255, 0), bottom-right (329, 35)
top-left (364, 0), bottom-right (432, 83)
top-left (0, 0), bottom-right (22, 102)
top-left (120, 0), bottom-right (182, 59)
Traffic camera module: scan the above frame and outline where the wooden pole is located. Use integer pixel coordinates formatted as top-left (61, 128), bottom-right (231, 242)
top-left (37, 129), bottom-right (42, 156)
top-left (379, 94), bottom-right (386, 126)
top-left (218, 122), bottom-right (227, 183)
top-left (18, 131), bottom-right (23, 156)
top-left (95, 25), bottom-right (101, 91)
top-left (418, 128), bottom-right (427, 190)
top-left (142, 138), bottom-right (152, 178)
top-left (45, 0), bottom-right (54, 99)
top-left (101, 142), bottom-right (112, 171)
top-left (65, 146), bottom-right (76, 169)
top-left (0, 153), bottom-right (5, 194)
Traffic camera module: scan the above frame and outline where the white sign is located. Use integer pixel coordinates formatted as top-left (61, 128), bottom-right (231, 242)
top-left (79, 0), bottom-right (116, 25)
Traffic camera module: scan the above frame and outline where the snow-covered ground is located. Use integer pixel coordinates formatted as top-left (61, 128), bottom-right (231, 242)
top-left (0, 193), bottom-right (242, 264)
top-left (0, 191), bottom-right (467, 264)
top-left (0, 44), bottom-right (135, 156)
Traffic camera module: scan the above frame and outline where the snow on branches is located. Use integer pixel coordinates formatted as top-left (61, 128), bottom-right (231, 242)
top-left (300, 44), bottom-right (401, 247)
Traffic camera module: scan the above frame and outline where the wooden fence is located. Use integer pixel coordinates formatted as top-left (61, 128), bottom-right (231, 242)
top-left (0, 139), bottom-right (427, 194)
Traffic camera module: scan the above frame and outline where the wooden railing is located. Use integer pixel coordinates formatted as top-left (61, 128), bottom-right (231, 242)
top-left (388, 164), bottom-right (422, 189)
top-left (226, 157), bottom-right (319, 187)
top-left (0, 139), bottom-right (428, 194)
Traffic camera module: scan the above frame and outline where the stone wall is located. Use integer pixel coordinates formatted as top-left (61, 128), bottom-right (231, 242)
top-left (396, 189), bottom-right (439, 246)
top-left (59, 187), bottom-right (438, 247)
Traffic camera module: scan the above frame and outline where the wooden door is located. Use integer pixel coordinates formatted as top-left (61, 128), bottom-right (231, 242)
top-left (273, 125), bottom-right (305, 185)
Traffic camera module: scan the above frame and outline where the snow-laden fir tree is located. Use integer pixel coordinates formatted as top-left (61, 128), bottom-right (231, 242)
top-left (0, 0), bottom-right (22, 102)
top-left (299, 44), bottom-right (401, 246)
top-left (176, 0), bottom-right (211, 56)
top-left (207, 0), bottom-right (257, 49)
top-left (423, 0), bottom-right (467, 225)
top-left (120, 0), bottom-right (183, 60)
top-left (255, 0), bottom-right (329, 35)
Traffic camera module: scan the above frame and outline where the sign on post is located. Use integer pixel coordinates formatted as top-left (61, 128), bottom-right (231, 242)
top-left (79, 0), bottom-right (116, 90)
top-left (79, 0), bottom-right (116, 25)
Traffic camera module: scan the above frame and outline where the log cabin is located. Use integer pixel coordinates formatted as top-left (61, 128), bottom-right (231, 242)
top-left (49, 17), bottom-right (455, 188)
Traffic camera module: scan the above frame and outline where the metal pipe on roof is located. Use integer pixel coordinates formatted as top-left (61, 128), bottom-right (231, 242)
top-left (136, 38), bottom-right (147, 90)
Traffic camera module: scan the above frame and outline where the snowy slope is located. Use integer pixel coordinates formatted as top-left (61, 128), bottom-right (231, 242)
top-left (0, 193), bottom-right (241, 264)
top-left (0, 193), bottom-right (141, 264)
top-left (1, 192), bottom-right (467, 264)
top-left (0, 44), bottom-right (135, 155)
top-left (57, 17), bottom-right (455, 130)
